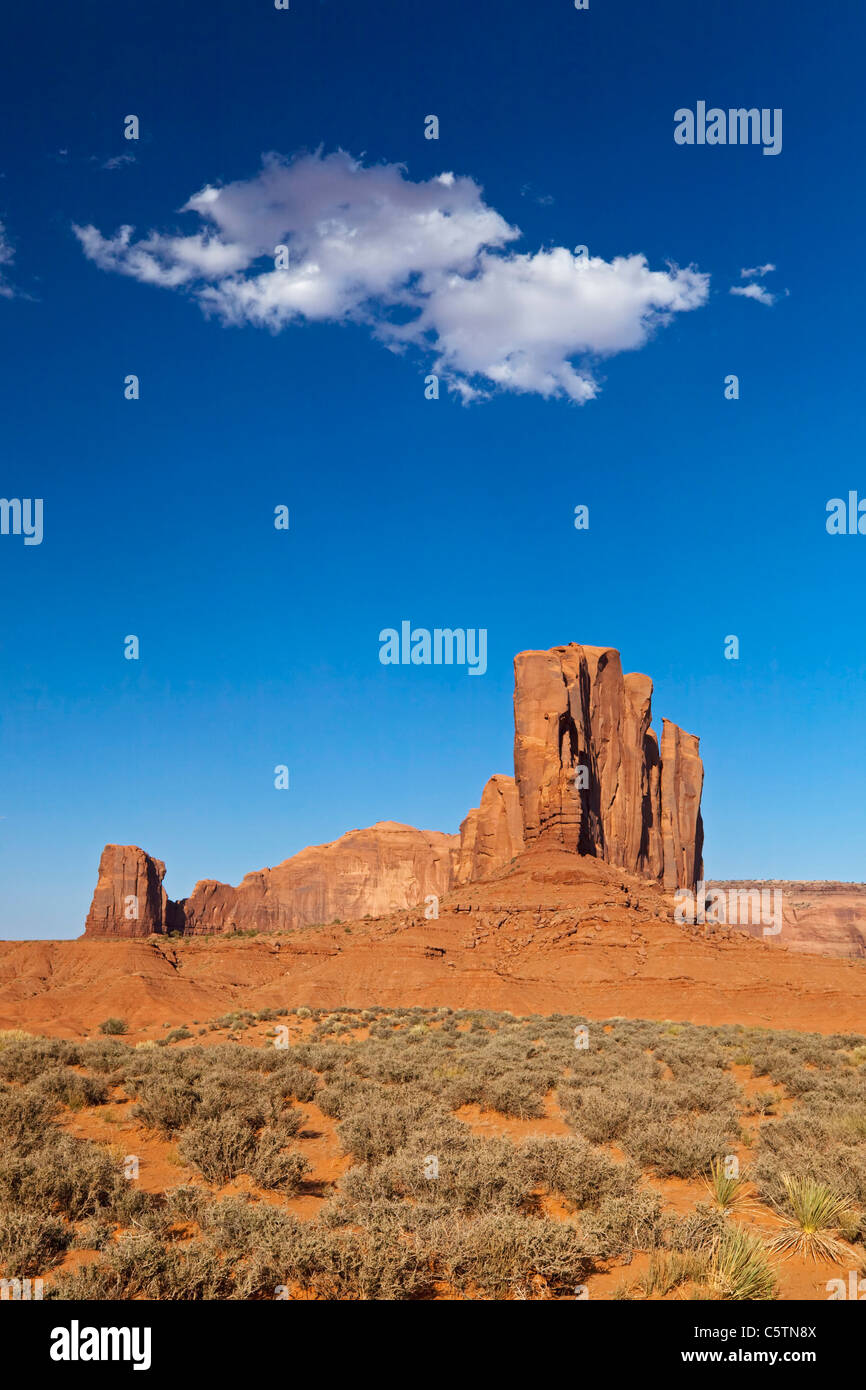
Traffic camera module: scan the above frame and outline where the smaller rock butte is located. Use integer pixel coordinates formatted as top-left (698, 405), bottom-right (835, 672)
top-left (84, 641), bottom-right (704, 938)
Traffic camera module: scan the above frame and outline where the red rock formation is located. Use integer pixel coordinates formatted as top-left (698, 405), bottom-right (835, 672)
top-left (512, 643), bottom-right (703, 889)
top-left (84, 845), bottom-right (174, 938)
top-left (455, 775), bottom-right (524, 885)
top-left (660, 719), bottom-right (704, 891)
top-left (83, 640), bottom-right (704, 937)
top-left (31, 845), bottom-right (866, 1039)
top-left (177, 822), bottom-right (457, 935)
top-left (707, 882), bottom-right (866, 958)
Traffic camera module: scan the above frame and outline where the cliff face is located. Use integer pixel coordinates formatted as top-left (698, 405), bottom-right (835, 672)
top-left (84, 824), bottom-right (458, 938)
top-left (179, 822), bottom-right (457, 935)
top-left (84, 639), bottom-right (705, 937)
top-left (660, 719), bottom-right (705, 892)
top-left (707, 882), bottom-right (866, 958)
top-left (512, 644), bottom-right (703, 890)
top-left (84, 845), bottom-right (177, 938)
top-left (454, 775), bottom-right (524, 885)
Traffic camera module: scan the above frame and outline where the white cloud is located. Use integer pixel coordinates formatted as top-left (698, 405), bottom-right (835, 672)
top-left (0, 220), bottom-right (18, 299)
top-left (730, 282), bottom-right (777, 306)
top-left (74, 149), bottom-right (711, 402)
top-left (740, 263), bottom-right (775, 279)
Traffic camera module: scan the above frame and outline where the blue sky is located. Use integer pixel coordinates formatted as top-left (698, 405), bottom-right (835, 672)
top-left (1, 0), bottom-right (864, 937)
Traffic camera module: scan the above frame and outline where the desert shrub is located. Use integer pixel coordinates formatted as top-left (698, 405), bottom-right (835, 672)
top-left (519, 1135), bottom-right (636, 1210)
top-left (338, 1095), bottom-right (441, 1165)
top-left (0, 1132), bottom-right (121, 1219)
top-left (578, 1191), bottom-right (666, 1258)
top-left (754, 1110), bottom-right (866, 1209)
top-left (559, 1083), bottom-right (635, 1142)
top-left (670, 1071), bottom-right (740, 1114)
top-left (653, 1034), bottom-right (729, 1076)
top-left (430, 1210), bottom-right (596, 1297)
top-left (196, 1194), bottom-right (293, 1251)
top-left (315, 1076), bottom-right (375, 1122)
top-left (33, 1067), bottom-right (108, 1109)
top-left (194, 1070), bottom-right (267, 1128)
top-left (746, 1090), bottom-right (780, 1117)
top-left (75, 1214), bottom-right (113, 1251)
top-left (0, 1087), bottom-right (57, 1151)
top-left (247, 1126), bottom-right (310, 1193)
top-left (165, 1027), bottom-right (193, 1044)
top-left (99, 1018), bottom-right (128, 1036)
top-left (177, 1113), bottom-right (257, 1184)
top-left (265, 1062), bottom-right (318, 1105)
top-left (0, 1037), bottom-right (81, 1082)
top-left (47, 1229), bottom-right (235, 1301)
top-left (340, 1132), bottom-right (534, 1214)
top-left (256, 1218), bottom-right (432, 1301)
top-left (476, 1069), bottom-right (547, 1119)
top-left (666, 1203), bottom-right (730, 1252)
top-left (624, 1113), bottom-right (739, 1179)
top-left (76, 1039), bottom-right (130, 1075)
top-left (0, 1208), bottom-right (70, 1276)
top-left (3, 1010), bottom-right (860, 1302)
top-left (131, 1075), bottom-right (201, 1137)
top-left (107, 1179), bottom-right (162, 1227)
top-left (163, 1185), bottom-right (205, 1223)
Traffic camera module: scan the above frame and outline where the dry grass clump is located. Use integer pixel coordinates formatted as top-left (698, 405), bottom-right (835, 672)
top-left (703, 1156), bottom-right (753, 1213)
top-left (706, 1226), bottom-right (778, 1301)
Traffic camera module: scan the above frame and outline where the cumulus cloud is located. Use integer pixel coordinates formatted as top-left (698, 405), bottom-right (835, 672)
top-left (740, 263), bottom-right (775, 279)
top-left (730, 282), bottom-right (777, 306)
top-left (731, 262), bottom-right (787, 306)
top-left (73, 149), bottom-right (710, 402)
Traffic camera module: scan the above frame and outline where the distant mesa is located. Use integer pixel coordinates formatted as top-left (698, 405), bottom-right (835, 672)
top-left (84, 642), bottom-right (704, 938)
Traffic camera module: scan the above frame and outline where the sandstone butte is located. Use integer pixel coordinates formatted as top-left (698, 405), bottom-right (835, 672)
top-left (4, 842), bottom-right (865, 1038)
top-left (83, 643), bottom-right (705, 941)
top-left (1, 641), bottom-right (863, 1039)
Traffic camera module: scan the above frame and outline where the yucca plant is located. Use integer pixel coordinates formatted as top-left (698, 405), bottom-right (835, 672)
top-left (708, 1226), bottom-right (777, 1300)
top-left (703, 1157), bottom-right (752, 1213)
top-left (769, 1174), bottom-right (853, 1263)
